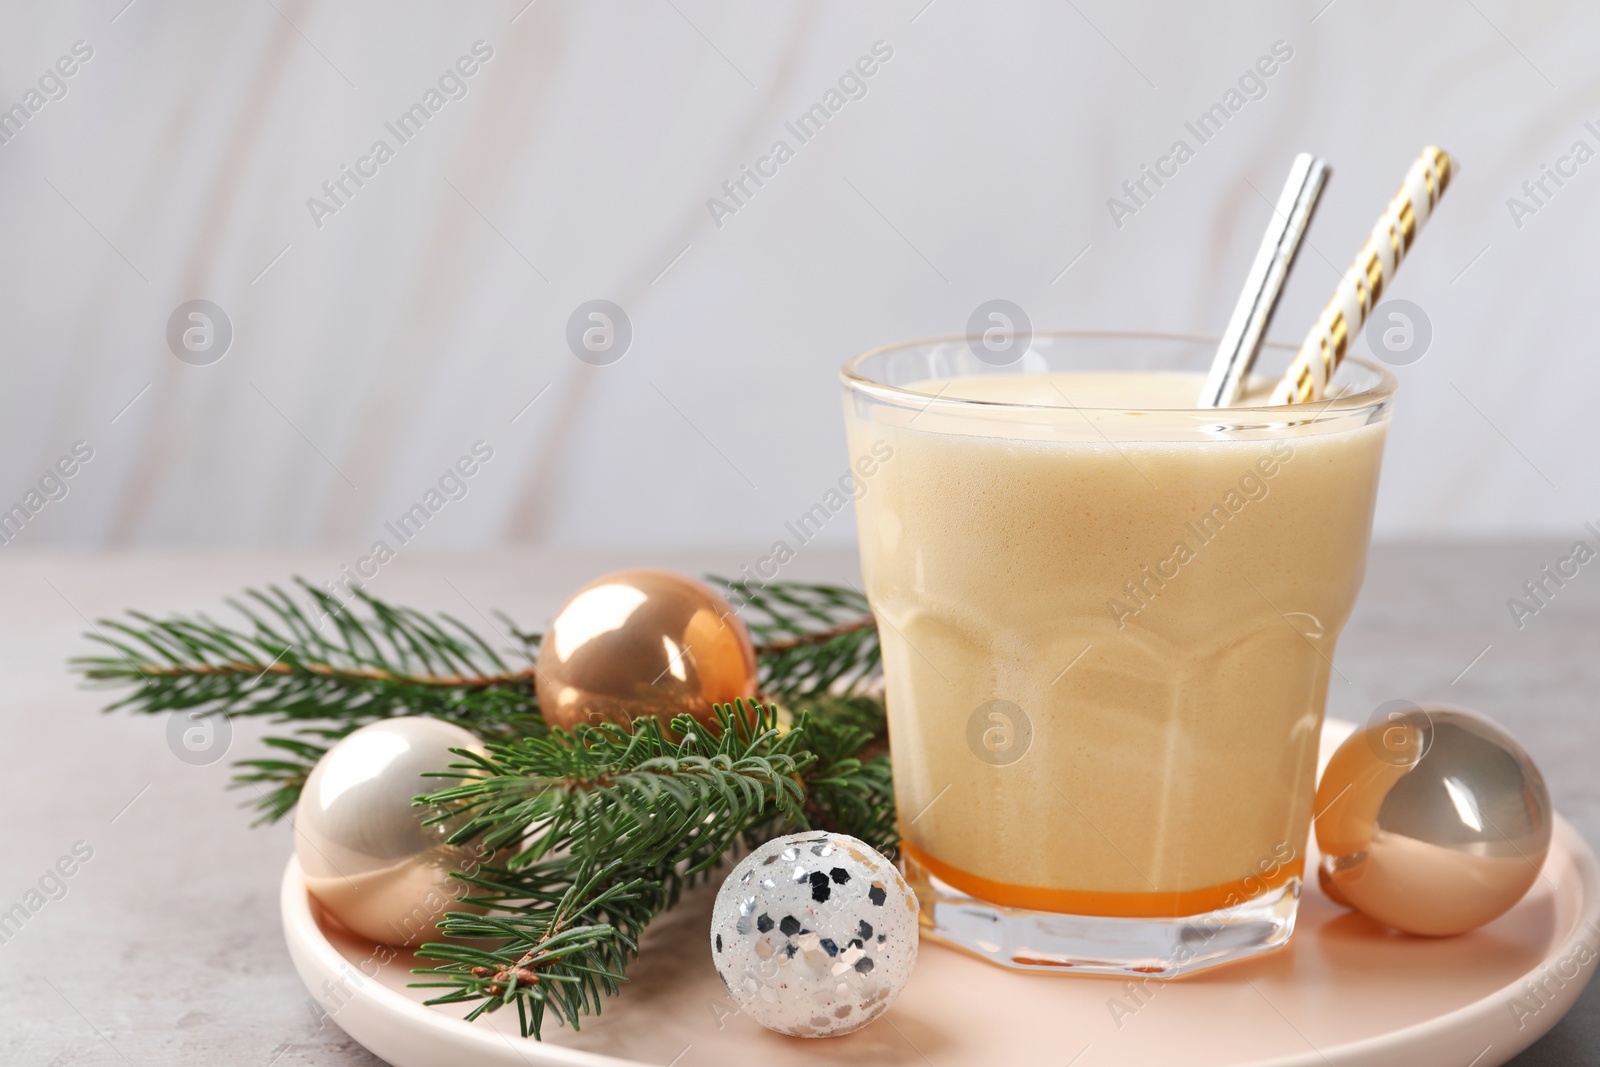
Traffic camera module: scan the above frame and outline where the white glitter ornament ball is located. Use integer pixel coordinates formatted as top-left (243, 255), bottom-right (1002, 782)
top-left (710, 831), bottom-right (919, 1038)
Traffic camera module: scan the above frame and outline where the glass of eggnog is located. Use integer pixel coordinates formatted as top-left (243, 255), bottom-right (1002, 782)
top-left (840, 331), bottom-right (1395, 976)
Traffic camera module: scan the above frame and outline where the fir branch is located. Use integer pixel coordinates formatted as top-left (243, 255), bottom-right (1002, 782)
top-left (72, 579), bottom-right (546, 820)
top-left (74, 579), bottom-right (544, 721)
top-left (424, 704), bottom-right (807, 870)
top-left (412, 858), bottom-right (658, 1038)
top-left (75, 576), bottom-right (898, 1040)
top-left (412, 702), bottom-right (894, 1037)
top-left (74, 576), bottom-right (881, 823)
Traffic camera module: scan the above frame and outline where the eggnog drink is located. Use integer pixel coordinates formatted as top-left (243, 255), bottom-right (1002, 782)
top-left (841, 336), bottom-right (1394, 972)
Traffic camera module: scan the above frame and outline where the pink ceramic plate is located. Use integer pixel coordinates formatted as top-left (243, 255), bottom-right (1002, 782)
top-left (282, 720), bottom-right (1600, 1067)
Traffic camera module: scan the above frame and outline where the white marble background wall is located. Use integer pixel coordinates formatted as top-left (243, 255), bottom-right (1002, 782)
top-left (0, 0), bottom-right (1595, 555)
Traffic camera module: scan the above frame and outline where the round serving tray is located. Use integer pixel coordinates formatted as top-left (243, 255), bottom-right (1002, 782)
top-left (282, 720), bottom-right (1600, 1067)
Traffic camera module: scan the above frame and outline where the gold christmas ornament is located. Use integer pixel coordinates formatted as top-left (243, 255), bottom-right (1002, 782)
top-left (535, 568), bottom-right (758, 732)
top-left (1314, 703), bottom-right (1551, 937)
top-left (295, 717), bottom-right (489, 947)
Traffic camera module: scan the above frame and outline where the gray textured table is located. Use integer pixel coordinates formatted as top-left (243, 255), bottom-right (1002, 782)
top-left (1, 545), bottom-right (1595, 1065)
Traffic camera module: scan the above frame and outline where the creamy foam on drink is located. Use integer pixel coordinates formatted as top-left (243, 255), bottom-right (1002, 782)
top-left (846, 370), bottom-right (1387, 913)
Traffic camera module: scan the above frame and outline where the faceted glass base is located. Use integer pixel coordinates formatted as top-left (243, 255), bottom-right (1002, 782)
top-left (904, 855), bottom-right (1300, 977)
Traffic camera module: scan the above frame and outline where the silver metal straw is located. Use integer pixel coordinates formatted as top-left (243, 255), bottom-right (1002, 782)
top-left (1198, 153), bottom-right (1330, 408)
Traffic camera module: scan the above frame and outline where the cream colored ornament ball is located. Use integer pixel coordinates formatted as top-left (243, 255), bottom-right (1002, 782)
top-left (535, 568), bottom-right (758, 732)
top-left (295, 717), bottom-right (488, 947)
top-left (1315, 703), bottom-right (1552, 937)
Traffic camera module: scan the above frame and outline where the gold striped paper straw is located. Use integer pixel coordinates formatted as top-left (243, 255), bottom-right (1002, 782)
top-left (1271, 146), bottom-right (1452, 404)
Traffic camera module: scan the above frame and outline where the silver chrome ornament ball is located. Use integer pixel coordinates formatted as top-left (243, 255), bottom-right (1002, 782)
top-left (295, 717), bottom-right (488, 947)
top-left (1315, 703), bottom-right (1552, 936)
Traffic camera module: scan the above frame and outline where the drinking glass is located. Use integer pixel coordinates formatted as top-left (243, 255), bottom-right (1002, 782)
top-left (840, 332), bottom-right (1395, 975)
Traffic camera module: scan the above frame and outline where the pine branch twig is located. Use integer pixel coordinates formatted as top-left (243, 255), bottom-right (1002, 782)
top-left (72, 576), bottom-right (882, 822)
top-left (74, 574), bottom-right (895, 1040)
top-left (72, 579), bottom-right (548, 820)
top-left (411, 702), bottom-right (894, 1037)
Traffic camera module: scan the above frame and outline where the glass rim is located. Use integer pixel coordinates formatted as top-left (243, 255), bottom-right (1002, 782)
top-left (839, 329), bottom-right (1398, 416)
